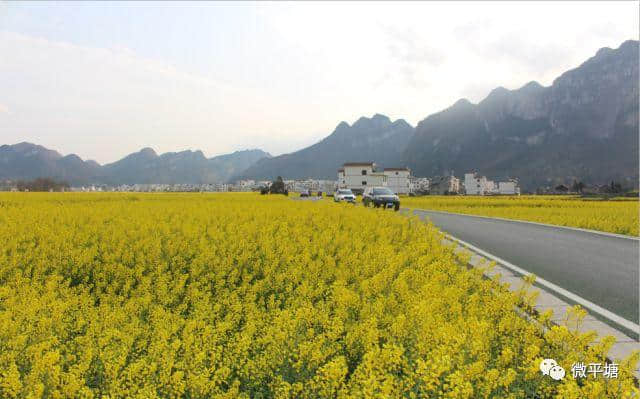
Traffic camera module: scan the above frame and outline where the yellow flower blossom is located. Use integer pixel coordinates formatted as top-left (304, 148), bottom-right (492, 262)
top-left (0, 192), bottom-right (636, 397)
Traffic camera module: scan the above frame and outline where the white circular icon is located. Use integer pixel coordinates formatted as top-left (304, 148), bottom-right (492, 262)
top-left (549, 365), bottom-right (566, 381)
top-left (540, 359), bottom-right (557, 376)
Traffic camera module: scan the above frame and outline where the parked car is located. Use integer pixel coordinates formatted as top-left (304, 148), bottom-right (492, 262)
top-left (363, 187), bottom-right (400, 211)
top-left (334, 189), bottom-right (356, 203)
top-left (317, 191), bottom-right (323, 197)
top-left (300, 190), bottom-right (310, 197)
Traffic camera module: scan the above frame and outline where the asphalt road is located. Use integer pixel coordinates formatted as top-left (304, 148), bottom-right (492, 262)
top-left (412, 209), bottom-right (639, 324)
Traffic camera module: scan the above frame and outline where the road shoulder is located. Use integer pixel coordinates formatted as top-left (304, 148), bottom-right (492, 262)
top-left (443, 234), bottom-right (640, 378)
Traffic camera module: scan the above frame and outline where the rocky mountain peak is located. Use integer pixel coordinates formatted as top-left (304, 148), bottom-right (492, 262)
top-left (487, 86), bottom-right (510, 97)
top-left (446, 98), bottom-right (475, 114)
top-left (619, 40), bottom-right (638, 53)
top-left (453, 98), bottom-right (473, 107)
top-left (9, 142), bottom-right (62, 160)
top-left (61, 154), bottom-right (83, 162)
top-left (392, 118), bottom-right (412, 129)
top-left (138, 147), bottom-right (158, 158)
top-left (372, 113), bottom-right (391, 122)
top-left (518, 81), bottom-right (544, 93)
top-left (353, 113), bottom-right (392, 128)
top-left (595, 47), bottom-right (614, 57)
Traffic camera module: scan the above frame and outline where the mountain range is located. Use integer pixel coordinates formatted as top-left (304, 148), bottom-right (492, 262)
top-left (0, 143), bottom-right (270, 185)
top-left (1, 40), bottom-right (638, 190)
top-left (404, 39), bottom-right (639, 189)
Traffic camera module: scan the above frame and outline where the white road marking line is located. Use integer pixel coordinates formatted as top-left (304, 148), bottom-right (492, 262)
top-left (442, 231), bottom-right (639, 335)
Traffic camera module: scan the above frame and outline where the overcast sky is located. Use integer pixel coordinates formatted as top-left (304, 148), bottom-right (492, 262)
top-left (0, 1), bottom-right (637, 163)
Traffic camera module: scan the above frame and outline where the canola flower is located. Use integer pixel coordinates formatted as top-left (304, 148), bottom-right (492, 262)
top-left (401, 195), bottom-right (639, 236)
top-left (0, 192), bottom-right (637, 398)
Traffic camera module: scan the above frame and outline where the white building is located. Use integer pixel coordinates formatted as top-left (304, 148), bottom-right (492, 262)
top-left (280, 179), bottom-right (335, 194)
top-left (338, 162), bottom-right (387, 194)
top-left (383, 168), bottom-right (411, 194)
top-left (318, 180), bottom-right (337, 195)
top-left (464, 173), bottom-right (493, 195)
top-left (465, 172), bottom-right (520, 195)
top-left (486, 179), bottom-right (497, 194)
top-left (289, 179), bottom-right (313, 192)
top-left (498, 180), bottom-right (520, 195)
top-left (236, 180), bottom-right (256, 191)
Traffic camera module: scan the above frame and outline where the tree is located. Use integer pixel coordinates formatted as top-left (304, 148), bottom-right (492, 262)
top-left (554, 184), bottom-right (569, 193)
top-left (269, 176), bottom-right (288, 195)
top-left (572, 180), bottom-right (585, 194)
top-left (606, 181), bottom-right (623, 194)
top-left (16, 177), bottom-right (69, 192)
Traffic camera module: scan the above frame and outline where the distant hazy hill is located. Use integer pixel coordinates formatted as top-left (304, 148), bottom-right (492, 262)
top-left (237, 114), bottom-right (415, 180)
top-left (0, 142), bottom-right (101, 185)
top-left (101, 147), bottom-right (271, 184)
top-left (0, 143), bottom-right (271, 185)
top-left (404, 40), bottom-right (639, 190)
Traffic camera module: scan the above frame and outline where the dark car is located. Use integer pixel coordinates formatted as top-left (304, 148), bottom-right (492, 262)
top-left (362, 187), bottom-right (400, 211)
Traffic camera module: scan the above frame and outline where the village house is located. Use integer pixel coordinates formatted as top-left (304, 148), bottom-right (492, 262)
top-left (236, 179), bottom-right (256, 191)
top-left (338, 162), bottom-right (387, 194)
top-left (464, 172), bottom-right (494, 195)
top-left (464, 172), bottom-right (520, 195)
top-left (383, 167), bottom-right (411, 194)
top-left (497, 180), bottom-right (520, 195)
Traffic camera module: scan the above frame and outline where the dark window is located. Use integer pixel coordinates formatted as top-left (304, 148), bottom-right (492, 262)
top-left (395, 171), bottom-right (398, 175)
top-left (362, 181), bottom-right (367, 185)
top-left (362, 170), bottom-right (367, 175)
top-left (373, 188), bottom-right (394, 195)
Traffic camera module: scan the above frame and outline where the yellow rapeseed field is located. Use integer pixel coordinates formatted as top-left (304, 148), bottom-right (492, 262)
top-left (0, 193), bottom-right (637, 398)
top-left (401, 195), bottom-right (639, 236)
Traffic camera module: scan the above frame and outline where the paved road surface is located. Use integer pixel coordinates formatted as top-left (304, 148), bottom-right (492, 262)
top-left (412, 209), bottom-right (639, 325)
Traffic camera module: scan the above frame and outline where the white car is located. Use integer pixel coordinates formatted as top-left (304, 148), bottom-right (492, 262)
top-left (334, 189), bottom-right (356, 203)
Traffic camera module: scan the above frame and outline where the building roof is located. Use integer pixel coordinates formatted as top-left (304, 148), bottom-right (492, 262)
top-left (337, 168), bottom-right (344, 172)
top-left (384, 167), bottom-right (410, 171)
top-left (342, 162), bottom-right (375, 167)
